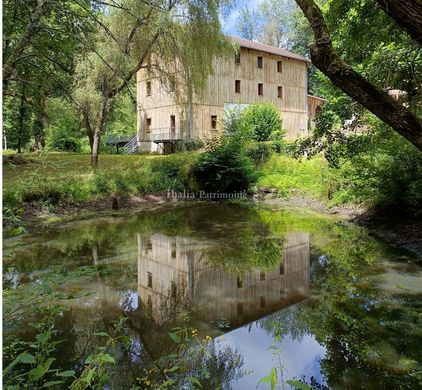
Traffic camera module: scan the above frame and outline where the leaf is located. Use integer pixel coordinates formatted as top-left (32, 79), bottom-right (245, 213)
top-left (93, 332), bottom-right (109, 337)
top-left (82, 369), bottom-right (96, 385)
top-left (28, 358), bottom-right (55, 381)
top-left (168, 332), bottom-right (181, 344)
top-left (19, 353), bottom-right (36, 364)
top-left (99, 353), bottom-right (115, 364)
top-left (257, 368), bottom-right (277, 390)
top-left (286, 380), bottom-right (312, 390)
top-left (186, 376), bottom-right (202, 387)
top-left (43, 380), bottom-right (63, 387)
top-left (56, 370), bottom-right (75, 377)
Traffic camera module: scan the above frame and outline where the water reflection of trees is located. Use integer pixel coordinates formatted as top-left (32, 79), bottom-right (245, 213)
top-left (258, 241), bottom-right (422, 390)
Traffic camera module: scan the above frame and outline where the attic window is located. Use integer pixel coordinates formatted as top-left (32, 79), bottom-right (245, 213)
top-left (278, 86), bottom-right (283, 99)
top-left (277, 61), bottom-right (283, 73)
top-left (235, 51), bottom-right (241, 64)
top-left (146, 81), bottom-right (151, 96)
top-left (257, 56), bottom-right (263, 69)
top-left (235, 79), bottom-right (241, 93)
top-left (146, 117), bottom-right (152, 132)
top-left (258, 83), bottom-right (263, 96)
top-left (211, 115), bottom-right (217, 129)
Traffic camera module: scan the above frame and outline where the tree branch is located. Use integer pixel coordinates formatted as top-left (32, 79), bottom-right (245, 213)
top-left (377, 0), bottom-right (422, 44)
top-left (295, 0), bottom-right (422, 151)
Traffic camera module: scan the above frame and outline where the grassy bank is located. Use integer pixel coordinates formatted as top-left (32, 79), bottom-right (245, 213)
top-left (3, 152), bottom-right (198, 209)
top-left (3, 152), bottom-right (337, 210)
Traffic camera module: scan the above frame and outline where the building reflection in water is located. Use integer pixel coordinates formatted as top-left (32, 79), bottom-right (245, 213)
top-left (137, 232), bottom-right (310, 331)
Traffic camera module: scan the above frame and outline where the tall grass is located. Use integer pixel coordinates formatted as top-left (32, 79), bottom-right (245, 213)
top-left (257, 155), bottom-right (337, 200)
top-left (3, 153), bottom-right (198, 209)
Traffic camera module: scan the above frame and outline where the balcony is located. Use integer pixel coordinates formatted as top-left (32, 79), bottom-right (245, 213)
top-left (141, 127), bottom-right (185, 143)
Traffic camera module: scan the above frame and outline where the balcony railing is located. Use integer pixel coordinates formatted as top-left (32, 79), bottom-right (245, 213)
top-left (141, 127), bottom-right (185, 143)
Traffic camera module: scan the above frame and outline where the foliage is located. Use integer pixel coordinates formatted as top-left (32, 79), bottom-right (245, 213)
top-left (334, 127), bottom-right (422, 212)
top-left (191, 135), bottom-right (257, 193)
top-left (175, 139), bottom-right (205, 152)
top-left (133, 312), bottom-right (246, 389)
top-left (46, 98), bottom-right (84, 152)
top-left (3, 267), bottom-right (96, 389)
top-left (257, 155), bottom-right (336, 200)
top-left (241, 103), bottom-right (284, 142)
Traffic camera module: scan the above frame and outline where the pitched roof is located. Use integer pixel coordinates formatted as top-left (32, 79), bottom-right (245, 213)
top-left (231, 36), bottom-right (311, 63)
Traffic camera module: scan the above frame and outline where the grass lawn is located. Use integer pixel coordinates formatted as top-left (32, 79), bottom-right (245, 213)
top-left (3, 153), bottom-right (161, 192)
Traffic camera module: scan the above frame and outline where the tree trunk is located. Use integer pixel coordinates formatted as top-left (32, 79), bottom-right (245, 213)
top-left (33, 95), bottom-right (48, 150)
top-left (91, 96), bottom-right (109, 168)
top-left (83, 111), bottom-right (94, 152)
top-left (295, 0), bottom-right (422, 151)
top-left (377, 0), bottom-right (422, 44)
top-left (17, 85), bottom-right (26, 154)
top-left (91, 128), bottom-right (100, 168)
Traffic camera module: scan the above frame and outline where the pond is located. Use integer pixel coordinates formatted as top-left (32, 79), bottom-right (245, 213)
top-left (3, 202), bottom-right (422, 389)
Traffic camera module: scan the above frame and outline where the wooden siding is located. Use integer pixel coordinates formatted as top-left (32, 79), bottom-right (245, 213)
top-left (137, 232), bottom-right (310, 327)
top-left (136, 44), bottom-right (309, 149)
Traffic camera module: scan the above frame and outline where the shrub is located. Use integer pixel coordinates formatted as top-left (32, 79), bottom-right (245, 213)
top-left (246, 142), bottom-right (272, 164)
top-left (191, 136), bottom-right (256, 192)
top-left (175, 139), bottom-right (204, 152)
top-left (241, 103), bottom-right (284, 142)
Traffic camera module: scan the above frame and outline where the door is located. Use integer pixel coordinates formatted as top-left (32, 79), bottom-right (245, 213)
top-left (170, 115), bottom-right (176, 139)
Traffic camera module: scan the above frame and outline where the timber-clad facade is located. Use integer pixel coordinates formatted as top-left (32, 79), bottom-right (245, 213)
top-left (137, 37), bottom-right (322, 153)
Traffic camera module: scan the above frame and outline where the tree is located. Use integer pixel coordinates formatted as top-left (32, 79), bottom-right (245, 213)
top-left (294, 0), bottom-right (422, 151)
top-left (3, 0), bottom-right (93, 150)
top-left (236, 6), bottom-right (260, 41)
top-left (74, 0), bottom-right (231, 167)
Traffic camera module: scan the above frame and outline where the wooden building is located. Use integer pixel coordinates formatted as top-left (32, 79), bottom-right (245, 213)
top-left (137, 37), bottom-right (323, 153)
top-left (137, 232), bottom-right (310, 330)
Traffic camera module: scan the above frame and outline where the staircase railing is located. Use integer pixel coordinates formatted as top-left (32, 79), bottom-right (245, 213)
top-left (123, 135), bottom-right (138, 154)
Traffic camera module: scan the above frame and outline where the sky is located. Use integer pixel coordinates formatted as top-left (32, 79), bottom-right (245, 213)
top-left (221, 0), bottom-right (265, 36)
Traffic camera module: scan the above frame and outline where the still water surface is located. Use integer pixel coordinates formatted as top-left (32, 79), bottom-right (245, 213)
top-left (3, 202), bottom-right (422, 389)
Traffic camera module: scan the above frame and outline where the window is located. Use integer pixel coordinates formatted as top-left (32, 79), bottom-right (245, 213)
top-left (260, 271), bottom-right (265, 281)
top-left (146, 81), bottom-right (151, 96)
top-left (277, 61), bottom-right (283, 73)
top-left (147, 272), bottom-right (152, 288)
top-left (257, 56), bottom-right (263, 69)
top-left (146, 117), bottom-right (152, 133)
top-left (260, 296), bottom-right (266, 308)
top-left (237, 276), bottom-right (243, 289)
top-left (171, 281), bottom-right (177, 299)
top-left (235, 80), bottom-right (241, 93)
top-left (235, 51), bottom-right (241, 64)
top-left (211, 115), bottom-right (217, 130)
top-left (171, 241), bottom-right (176, 259)
top-left (279, 263), bottom-right (284, 275)
top-left (258, 83), bottom-right (263, 96)
top-left (237, 302), bottom-right (244, 317)
top-left (278, 86), bottom-right (283, 99)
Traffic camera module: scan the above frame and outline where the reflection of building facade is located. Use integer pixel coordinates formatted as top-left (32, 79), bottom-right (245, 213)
top-left (137, 232), bottom-right (310, 329)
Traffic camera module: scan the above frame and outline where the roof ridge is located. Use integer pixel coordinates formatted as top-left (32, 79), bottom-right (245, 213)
top-left (230, 36), bottom-right (311, 63)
